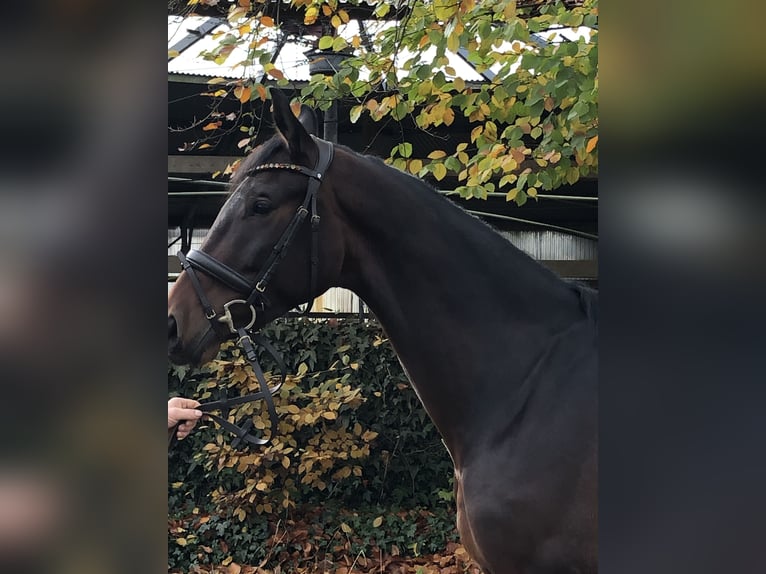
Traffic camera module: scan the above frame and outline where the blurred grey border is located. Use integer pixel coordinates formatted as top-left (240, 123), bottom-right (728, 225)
top-left (602, 0), bottom-right (766, 573)
top-left (0, 1), bottom-right (167, 572)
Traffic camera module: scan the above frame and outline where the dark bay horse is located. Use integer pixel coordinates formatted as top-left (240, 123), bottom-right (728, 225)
top-left (168, 91), bottom-right (598, 574)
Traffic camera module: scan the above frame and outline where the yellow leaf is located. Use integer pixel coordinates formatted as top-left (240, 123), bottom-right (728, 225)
top-left (304, 6), bottom-right (319, 24)
top-left (586, 135), bottom-right (599, 153)
top-left (176, 537), bottom-right (187, 546)
top-left (361, 430), bottom-right (379, 441)
top-left (528, 187), bottom-right (538, 198)
top-left (447, 31), bottom-right (460, 53)
top-left (282, 456), bottom-right (290, 469)
top-left (373, 516), bottom-right (384, 528)
top-left (433, 163), bottom-right (447, 181)
top-left (341, 522), bottom-right (352, 534)
top-left (443, 107), bottom-right (455, 126)
top-left (339, 9), bottom-right (350, 23)
top-left (428, 150), bottom-right (447, 159)
top-left (207, 77), bottom-right (228, 85)
top-left (322, 411), bottom-right (337, 420)
top-left (168, 50), bottom-right (179, 59)
top-left (352, 35), bottom-right (361, 48)
top-left (409, 159), bottom-right (423, 174)
top-left (331, 15), bottom-right (341, 28)
top-left (322, 5), bottom-right (332, 16)
top-left (453, 77), bottom-right (465, 92)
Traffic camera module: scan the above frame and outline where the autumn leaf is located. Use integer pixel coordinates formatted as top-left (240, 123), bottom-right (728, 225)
top-left (586, 135), bottom-right (599, 153)
top-left (349, 104), bottom-right (363, 123)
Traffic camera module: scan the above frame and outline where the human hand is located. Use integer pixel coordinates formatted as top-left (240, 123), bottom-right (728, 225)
top-left (168, 397), bottom-right (202, 440)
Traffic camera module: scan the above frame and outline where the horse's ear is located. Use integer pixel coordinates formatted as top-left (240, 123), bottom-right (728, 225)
top-left (270, 89), bottom-right (318, 165)
top-left (298, 105), bottom-right (319, 136)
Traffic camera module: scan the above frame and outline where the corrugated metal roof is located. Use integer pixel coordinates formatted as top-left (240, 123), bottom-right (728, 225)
top-left (167, 16), bottom-right (484, 82)
top-left (168, 15), bottom-right (594, 82)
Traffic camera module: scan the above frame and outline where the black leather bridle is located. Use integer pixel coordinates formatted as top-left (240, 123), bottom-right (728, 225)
top-left (170, 136), bottom-right (334, 448)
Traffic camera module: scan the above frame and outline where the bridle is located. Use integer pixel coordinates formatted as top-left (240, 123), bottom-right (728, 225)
top-left (170, 136), bottom-right (334, 448)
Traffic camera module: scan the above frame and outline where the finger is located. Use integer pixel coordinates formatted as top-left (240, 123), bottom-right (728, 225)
top-left (168, 408), bottom-right (202, 426)
top-left (180, 421), bottom-right (196, 432)
top-left (178, 398), bottom-right (201, 409)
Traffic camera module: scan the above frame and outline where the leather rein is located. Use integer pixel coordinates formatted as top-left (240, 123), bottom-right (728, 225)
top-left (170, 137), bottom-right (335, 449)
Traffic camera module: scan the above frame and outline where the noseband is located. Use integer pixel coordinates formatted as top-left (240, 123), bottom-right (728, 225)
top-left (171, 137), bottom-right (335, 448)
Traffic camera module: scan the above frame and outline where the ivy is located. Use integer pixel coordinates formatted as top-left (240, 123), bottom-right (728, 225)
top-left (169, 318), bottom-right (456, 570)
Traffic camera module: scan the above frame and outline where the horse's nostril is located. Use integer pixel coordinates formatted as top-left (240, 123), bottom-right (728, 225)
top-left (168, 315), bottom-right (182, 355)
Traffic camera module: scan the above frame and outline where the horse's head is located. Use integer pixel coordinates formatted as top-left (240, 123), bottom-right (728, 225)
top-left (168, 91), bottom-right (345, 365)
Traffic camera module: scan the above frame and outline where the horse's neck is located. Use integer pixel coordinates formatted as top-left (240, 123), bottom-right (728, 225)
top-left (334, 154), bottom-right (585, 462)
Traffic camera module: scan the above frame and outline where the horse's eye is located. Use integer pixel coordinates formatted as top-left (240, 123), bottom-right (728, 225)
top-left (250, 199), bottom-right (272, 215)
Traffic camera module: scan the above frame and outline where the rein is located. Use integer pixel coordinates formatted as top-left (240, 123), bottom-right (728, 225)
top-left (170, 137), bottom-right (335, 448)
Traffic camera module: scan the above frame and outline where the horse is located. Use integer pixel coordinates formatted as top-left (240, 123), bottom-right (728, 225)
top-left (168, 90), bottom-right (598, 574)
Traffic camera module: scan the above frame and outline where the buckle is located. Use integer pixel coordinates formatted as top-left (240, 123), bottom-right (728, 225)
top-left (217, 299), bottom-right (257, 334)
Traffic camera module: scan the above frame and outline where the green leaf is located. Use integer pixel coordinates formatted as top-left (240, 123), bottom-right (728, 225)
top-left (434, 0), bottom-right (458, 21)
top-left (398, 142), bottom-right (413, 158)
top-left (332, 36), bottom-right (348, 51)
top-left (374, 3), bottom-right (390, 18)
top-left (318, 36), bottom-right (333, 50)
